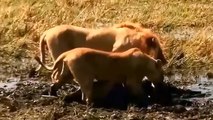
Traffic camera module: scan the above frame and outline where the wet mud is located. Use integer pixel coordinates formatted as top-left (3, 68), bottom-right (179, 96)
top-left (0, 70), bottom-right (213, 119)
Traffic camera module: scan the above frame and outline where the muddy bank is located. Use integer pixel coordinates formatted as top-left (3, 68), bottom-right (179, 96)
top-left (0, 72), bottom-right (213, 119)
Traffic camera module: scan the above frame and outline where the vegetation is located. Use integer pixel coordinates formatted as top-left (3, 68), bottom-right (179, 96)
top-left (1, 0), bottom-right (212, 75)
top-left (1, 0), bottom-right (213, 73)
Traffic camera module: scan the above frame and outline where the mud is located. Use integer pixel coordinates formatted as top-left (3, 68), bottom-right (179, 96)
top-left (0, 71), bottom-right (213, 119)
top-left (0, 54), bottom-right (213, 119)
top-left (186, 76), bottom-right (213, 101)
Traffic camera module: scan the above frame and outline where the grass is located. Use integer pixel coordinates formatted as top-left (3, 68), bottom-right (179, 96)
top-left (0, 0), bottom-right (212, 74)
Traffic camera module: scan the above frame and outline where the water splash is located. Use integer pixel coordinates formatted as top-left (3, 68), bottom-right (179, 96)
top-left (0, 77), bottom-right (20, 93)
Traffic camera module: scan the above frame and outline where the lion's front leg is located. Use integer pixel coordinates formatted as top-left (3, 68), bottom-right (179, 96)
top-left (73, 74), bottom-right (94, 106)
top-left (126, 76), bottom-right (148, 107)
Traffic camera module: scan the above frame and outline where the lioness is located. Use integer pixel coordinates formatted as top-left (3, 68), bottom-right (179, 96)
top-left (35, 22), bottom-right (167, 71)
top-left (35, 47), bottom-right (164, 105)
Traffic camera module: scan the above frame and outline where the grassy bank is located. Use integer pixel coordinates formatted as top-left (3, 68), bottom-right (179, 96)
top-left (0, 0), bottom-right (212, 74)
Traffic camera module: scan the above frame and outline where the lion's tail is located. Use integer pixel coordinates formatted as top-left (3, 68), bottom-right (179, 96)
top-left (35, 54), bottom-right (64, 71)
top-left (35, 33), bottom-right (47, 71)
top-left (34, 55), bottom-right (54, 71)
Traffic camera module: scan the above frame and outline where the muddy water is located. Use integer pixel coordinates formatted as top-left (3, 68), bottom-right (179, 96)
top-left (164, 73), bottom-right (213, 104)
top-left (186, 76), bottom-right (213, 101)
top-left (0, 77), bottom-right (19, 93)
top-left (1, 74), bottom-right (213, 104)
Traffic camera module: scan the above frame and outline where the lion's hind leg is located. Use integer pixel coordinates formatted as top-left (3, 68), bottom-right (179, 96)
top-left (50, 61), bottom-right (74, 96)
top-left (51, 68), bottom-right (59, 82)
top-left (50, 70), bottom-right (74, 96)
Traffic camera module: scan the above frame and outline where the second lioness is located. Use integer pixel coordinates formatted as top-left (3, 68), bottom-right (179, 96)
top-left (36, 22), bottom-right (167, 71)
top-left (35, 47), bottom-right (164, 105)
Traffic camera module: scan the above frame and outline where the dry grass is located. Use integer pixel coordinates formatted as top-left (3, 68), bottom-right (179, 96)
top-left (0, 0), bottom-right (212, 73)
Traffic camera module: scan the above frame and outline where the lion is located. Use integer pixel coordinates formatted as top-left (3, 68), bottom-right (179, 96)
top-left (35, 47), bottom-right (164, 106)
top-left (35, 22), bottom-right (167, 72)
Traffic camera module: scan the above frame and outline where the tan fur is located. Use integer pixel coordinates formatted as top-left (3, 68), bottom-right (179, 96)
top-left (35, 23), bottom-right (167, 71)
top-left (35, 48), bottom-right (164, 105)
top-left (113, 21), bottom-right (145, 32)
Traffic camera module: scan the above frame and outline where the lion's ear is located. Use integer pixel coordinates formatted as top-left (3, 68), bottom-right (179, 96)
top-left (155, 59), bottom-right (162, 68)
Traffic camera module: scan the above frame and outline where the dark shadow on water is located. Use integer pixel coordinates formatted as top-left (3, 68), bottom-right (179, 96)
top-left (1, 74), bottom-right (212, 110)
top-left (63, 79), bottom-right (207, 110)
